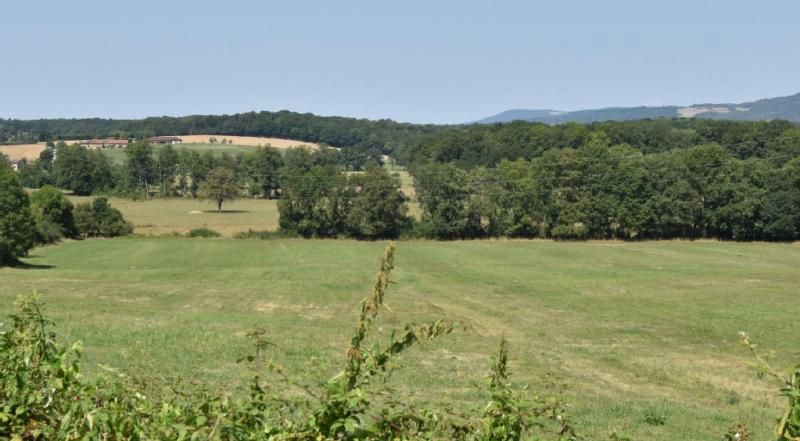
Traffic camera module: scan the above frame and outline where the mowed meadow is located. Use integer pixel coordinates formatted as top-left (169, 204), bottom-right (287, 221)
top-left (1, 238), bottom-right (798, 440)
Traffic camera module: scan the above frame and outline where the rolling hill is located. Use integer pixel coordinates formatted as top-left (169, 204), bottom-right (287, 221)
top-left (477, 92), bottom-right (800, 124)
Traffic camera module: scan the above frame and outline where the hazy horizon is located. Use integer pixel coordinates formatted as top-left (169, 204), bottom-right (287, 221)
top-left (2, 0), bottom-right (799, 123)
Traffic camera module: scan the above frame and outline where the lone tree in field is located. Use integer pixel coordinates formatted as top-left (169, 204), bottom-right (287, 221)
top-left (199, 167), bottom-right (240, 212)
top-left (0, 163), bottom-right (37, 265)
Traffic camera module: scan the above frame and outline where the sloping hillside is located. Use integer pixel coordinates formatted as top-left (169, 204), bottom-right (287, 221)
top-left (478, 92), bottom-right (800, 124)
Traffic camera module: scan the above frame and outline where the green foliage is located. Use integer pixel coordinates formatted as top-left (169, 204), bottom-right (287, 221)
top-left (156, 144), bottom-right (179, 196)
top-left (30, 185), bottom-right (76, 242)
top-left (0, 164), bottom-right (36, 264)
top-left (198, 167), bottom-right (241, 212)
top-left (51, 143), bottom-right (113, 196)
top-left (413, 143), bottom-right (800, 240)
top-left (413, 163), bottom-right (486, 239)
top-left (186, 227), bottom-right (221, 238)
top-left (346, 166), bottom-right (409, 240)
top-left (73, 197), bottom-right (133, 238)
top-left (279, 159), bottom-right (409, 239)
top-left (125, 141), bottom-right (156, 196)
top-left (478, 339), bottom-right (577, 440)
top-left (233, 229), bottom-right (297, 240)
top-left (738, 332), bottom-right (800, 440)
top-left (643, 409), bottom-right (667, 426)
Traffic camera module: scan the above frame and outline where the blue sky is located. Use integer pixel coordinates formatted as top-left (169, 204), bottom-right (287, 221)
top-left (1, 0), bottom-right (798, 123)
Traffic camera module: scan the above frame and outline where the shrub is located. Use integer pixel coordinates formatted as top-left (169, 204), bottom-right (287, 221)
top-left (186, 227), bottom-right (221, 238)
top-left (73, 198), bottom-right (133, 238)
top-left (643, 409), bottom-right (667, 426)
top-left (233, 228), bottom-right (296, 240)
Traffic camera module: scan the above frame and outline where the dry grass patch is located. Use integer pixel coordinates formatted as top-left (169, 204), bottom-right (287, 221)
top-left (0, 143), bottom-right (47, 160)
top-left (177, 135), bottom-right (318, 149)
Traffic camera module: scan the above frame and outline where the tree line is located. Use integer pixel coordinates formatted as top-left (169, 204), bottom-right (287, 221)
top-left (412, 143), bottom-right (800, 240)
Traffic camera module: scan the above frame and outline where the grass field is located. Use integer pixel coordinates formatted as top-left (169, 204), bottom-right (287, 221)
top-left (66, 196), bottom-right (280, 236)
top-left (1, 239), bottom-right (798, 439)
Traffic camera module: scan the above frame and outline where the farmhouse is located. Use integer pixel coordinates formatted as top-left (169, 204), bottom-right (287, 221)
top-left (80, 139), bottom-right (129, 150)
top-left (147, 136), bottom-right (183, 145)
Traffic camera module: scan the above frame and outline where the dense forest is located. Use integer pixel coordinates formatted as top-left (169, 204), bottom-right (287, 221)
top-left (5, 112), bottom-right (800, 241)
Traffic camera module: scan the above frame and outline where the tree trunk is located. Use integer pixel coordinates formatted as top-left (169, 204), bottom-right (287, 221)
top-left (217, 200), bottom-right (222, 212)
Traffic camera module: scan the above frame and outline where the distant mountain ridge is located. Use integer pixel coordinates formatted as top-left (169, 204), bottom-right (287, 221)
top-left (477, 92), bottom-right (800, 124)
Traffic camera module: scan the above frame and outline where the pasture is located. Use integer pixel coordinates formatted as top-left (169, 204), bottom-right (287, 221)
top-left (1, 238), bottom-right (798, 440)
top-left (65, 196), bottom-right (281, 236)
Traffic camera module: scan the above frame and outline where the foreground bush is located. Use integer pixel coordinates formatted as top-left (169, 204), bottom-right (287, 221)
top-left (0, 245), bottom-right (578, 440)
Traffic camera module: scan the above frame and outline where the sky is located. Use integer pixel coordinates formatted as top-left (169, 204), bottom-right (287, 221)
top-left (1, 0), bottom-right (799, 124)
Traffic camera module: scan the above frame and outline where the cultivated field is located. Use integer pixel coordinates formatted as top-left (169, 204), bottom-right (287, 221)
top-left (0, 143), bottom-right (52, 160)
top-left (176, 134), bottom-right (318, 149)
top-left (1, 239), bottom-right (798, 440)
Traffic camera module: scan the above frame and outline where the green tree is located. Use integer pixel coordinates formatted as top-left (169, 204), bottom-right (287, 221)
top-left (30, 185), bottom-right (76, 241)
top-left (156, 145), bottom-right (179, 196)
top-left (244, 146), bottom-right (283, 198)
top-left (0, 164), bottom-right (37, 264)
top-left (278, 156), bottom-right (347, 237)
top-left (125, 142), bottom-right (156, 196)
top-left (73, 198), bottom-right (133, 238)
top-left (198, 167), bottom-right (240, 212)
top-left (346, 167), bottom-right (409, 239)
top-left (414, 163), bottom-right (484, 239)
top-left (52, 144), bottom-right (95, 195)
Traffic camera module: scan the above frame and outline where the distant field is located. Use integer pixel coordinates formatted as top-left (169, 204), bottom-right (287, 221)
top-left (177, 135), bottom-right (318, 149)
top-left (0, 143), bottom-right (49, 160)
top-left (66, 196), bottom-right (280, 236)
top-left (1, 239), bottom-right (798, 440)
top-left (1, 135), bottom-right (316, 162)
